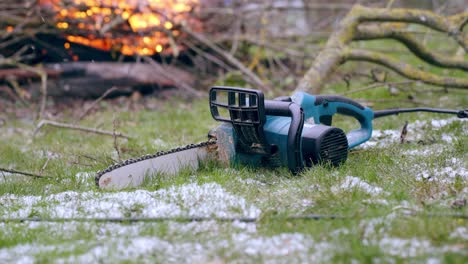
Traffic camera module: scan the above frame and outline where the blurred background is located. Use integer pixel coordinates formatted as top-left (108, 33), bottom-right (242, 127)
top-left (0, 0), bottom-right (466, 103)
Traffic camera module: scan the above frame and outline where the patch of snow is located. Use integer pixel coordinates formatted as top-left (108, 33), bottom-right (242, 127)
top-left (75, 172), bottom-right (94, 186)
top-left (402, 145), bottom-right (445, 156)
top-left (378, 237), bottom-right (432, 258)
top-left (237, 177), bottom-right (267, 186)
top-left (426, 258), bottom-right (441, 264)
top-left (231, 233), bottom-right (334, 262)
top-left (441, 133), bottom-right (453, 143)
top-left (231, 220), bottom-right (257, 233)
top-left (152, 138), bottom-right (169, 148)
top-left (332, 176), bottom-right (386, 196)
top-left (413, 158), bottom-right (468, 184)
top-left (330, 228), bottom-right (350, 237)
top-left (449, 227), bottom-right (468, 240)
top-left (0, 171), bottom-right (31, 183)
top-left (360, 129), bottom-right (400, 149)
top-left (412, 117), bottom-right (463, 130)
top-left (360, 118), bottom-right (466, 149)
top-left (0, 182), bottom-right (260, 219)
top-left (0, 241), bottom-right (86, 264)
top-left (362, 199), bottom-right (390, 206)
top-left (58, 237), bottom-right (208, 264)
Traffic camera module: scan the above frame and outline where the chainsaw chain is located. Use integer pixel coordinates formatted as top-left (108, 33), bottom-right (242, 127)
top-left (95, 139), bottom-right (217, 187)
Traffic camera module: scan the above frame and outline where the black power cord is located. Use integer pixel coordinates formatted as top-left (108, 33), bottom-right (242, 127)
top-left (373, 108), bottom-right (468, 119)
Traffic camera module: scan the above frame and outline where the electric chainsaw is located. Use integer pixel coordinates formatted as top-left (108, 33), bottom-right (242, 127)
top-left (96, 86), bottom-right (467, 190)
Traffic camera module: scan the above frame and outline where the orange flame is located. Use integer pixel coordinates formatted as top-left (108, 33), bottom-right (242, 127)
top-left (41, 0), bottom-right (199, 56)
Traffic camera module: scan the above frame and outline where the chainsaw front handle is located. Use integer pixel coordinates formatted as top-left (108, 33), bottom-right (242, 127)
top-left (265, 100), bottom-right (305, 174)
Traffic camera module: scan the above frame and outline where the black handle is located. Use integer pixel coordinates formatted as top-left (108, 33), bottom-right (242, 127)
top-left (265, 100), bottom-right (305, 174)
top-left (314, 95), bottom-right (365, 110)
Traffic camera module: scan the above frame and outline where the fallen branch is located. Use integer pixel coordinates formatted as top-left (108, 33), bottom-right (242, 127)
top-left (34, 120), bottom-right (130, 139)
top-left (340, 80), bottom-right (415, 95)
top-left (344, 49), bottom-right (468, 89)
top-left (355, 24), bottom-right (468, 70)
top-left (296, 5), bottom-right (468, 93)
top-left (0, 167), bottom-right (51, 179)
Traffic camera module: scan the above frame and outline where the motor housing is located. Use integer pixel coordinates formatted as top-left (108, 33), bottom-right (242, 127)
top-left (301, 124), bottom-right (348, 167)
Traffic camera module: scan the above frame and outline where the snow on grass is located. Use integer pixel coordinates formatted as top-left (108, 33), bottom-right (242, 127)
top-left (56, 232), bottom-right (327, 264)
top-left (412, 157), bottom-right (468, 184)
top-left (332, 176), bottom-right (387, 196)
top-left (0, 220), bottom-right (331, 264)
top-left (0, 182), bottom-right (260, 218)
top-left (0, 171), bottom-right (31, 183)
top-left (378, 237), bottom-right (434, 258)
top-left (360, 117), bottom-right (467, 149)
top-left (74, 172), bottom-right (94, 187)
top-left (449, 227), bottom-right (468, 241)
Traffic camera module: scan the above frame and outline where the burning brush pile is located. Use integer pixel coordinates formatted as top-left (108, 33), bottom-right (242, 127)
top-left (40, 0), bottom-right (201, 57)
top-left (0, 0), bottom-right (226, 101)
top-left (0, 0), bottom-right (350, 102)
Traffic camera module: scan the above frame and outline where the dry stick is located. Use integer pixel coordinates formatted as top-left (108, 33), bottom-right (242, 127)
top-left (180, 25), bottom-right (271, 92)
top-left (400, 121), bottom-right (409, 144)
top-left (0, 167), bottom-right (51, 179)
top-left (77, 86), bottom-right (118, 121)
top-left (0, 212), bottom-right (465, 223)
top-left (142, 57), bottom-right (203, 98)
top-left (39, 157), bottom-right (51, 176)
top-left (113, 118), bottom-right (122, 161)
top-left (34, 120), bottom-right (130, 139)
top-left (0, 214), bottom-right (343, 223)
top-left (340, 81), bottom-right (415, 95)
top-left (182, 39), bottom-right (234, 72)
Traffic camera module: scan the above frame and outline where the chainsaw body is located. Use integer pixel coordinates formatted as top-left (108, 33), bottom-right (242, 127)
top-left (209, 86), bottom-right (374, 173)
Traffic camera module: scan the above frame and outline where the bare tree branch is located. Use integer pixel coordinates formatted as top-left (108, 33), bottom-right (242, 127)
top-left (344, 49), bottom-right (468, 89)
top-left (296, 5), bottom-right (468, 93)
top-left (355, 24), bottom-right (468, 70)
top-left (34, 120), bottom-right (130, 139)
top-left (180, 25), bottom-right (271, 92)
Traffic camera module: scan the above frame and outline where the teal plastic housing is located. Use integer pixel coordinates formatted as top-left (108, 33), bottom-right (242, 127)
top-left (211, 90), bottom-right (375, 169)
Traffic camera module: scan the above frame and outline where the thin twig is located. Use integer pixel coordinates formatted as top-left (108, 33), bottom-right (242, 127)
top-left (113, 118), bottom-right (122, 161)
top-left (33, 120), bottom-right (130, 139)
top-left (77, 86), bottom-right (118, 121)
top-left (0, 215), bottom-right (342, 223)
top-left (142, 57), bottom-right (203, 98)
top-left (340, 81), bottom-right (415, 95)
top-left (39, 157), bottom-right (51, 175)
top-left (179, 24), bottom-right (271, 92)
top-left (400, 121), bottom-right (408, 144)
top-left (0, 167), bottom-right (51, 179)
top-left (0, 212), bottom-right (464, 223)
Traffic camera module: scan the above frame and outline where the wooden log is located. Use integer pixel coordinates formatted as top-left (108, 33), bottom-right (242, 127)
top-left (24, 62), bottom-right (196, 98)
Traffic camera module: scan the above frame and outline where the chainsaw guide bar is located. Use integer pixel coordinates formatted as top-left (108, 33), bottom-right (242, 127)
top-left (95, 139), bottom-right (217, 190)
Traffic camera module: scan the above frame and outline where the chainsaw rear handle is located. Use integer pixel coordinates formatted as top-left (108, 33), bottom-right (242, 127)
top-left (264, 100), bottom-right (305, 174)
top-left (292, 92), bottom-right (374, 148)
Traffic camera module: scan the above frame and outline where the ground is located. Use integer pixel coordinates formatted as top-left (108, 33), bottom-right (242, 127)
top-left (0, 77), bottom-right (467, 263)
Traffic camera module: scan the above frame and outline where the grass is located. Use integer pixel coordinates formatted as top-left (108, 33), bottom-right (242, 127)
top-left (0, 56), bottom-right (467, 262)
